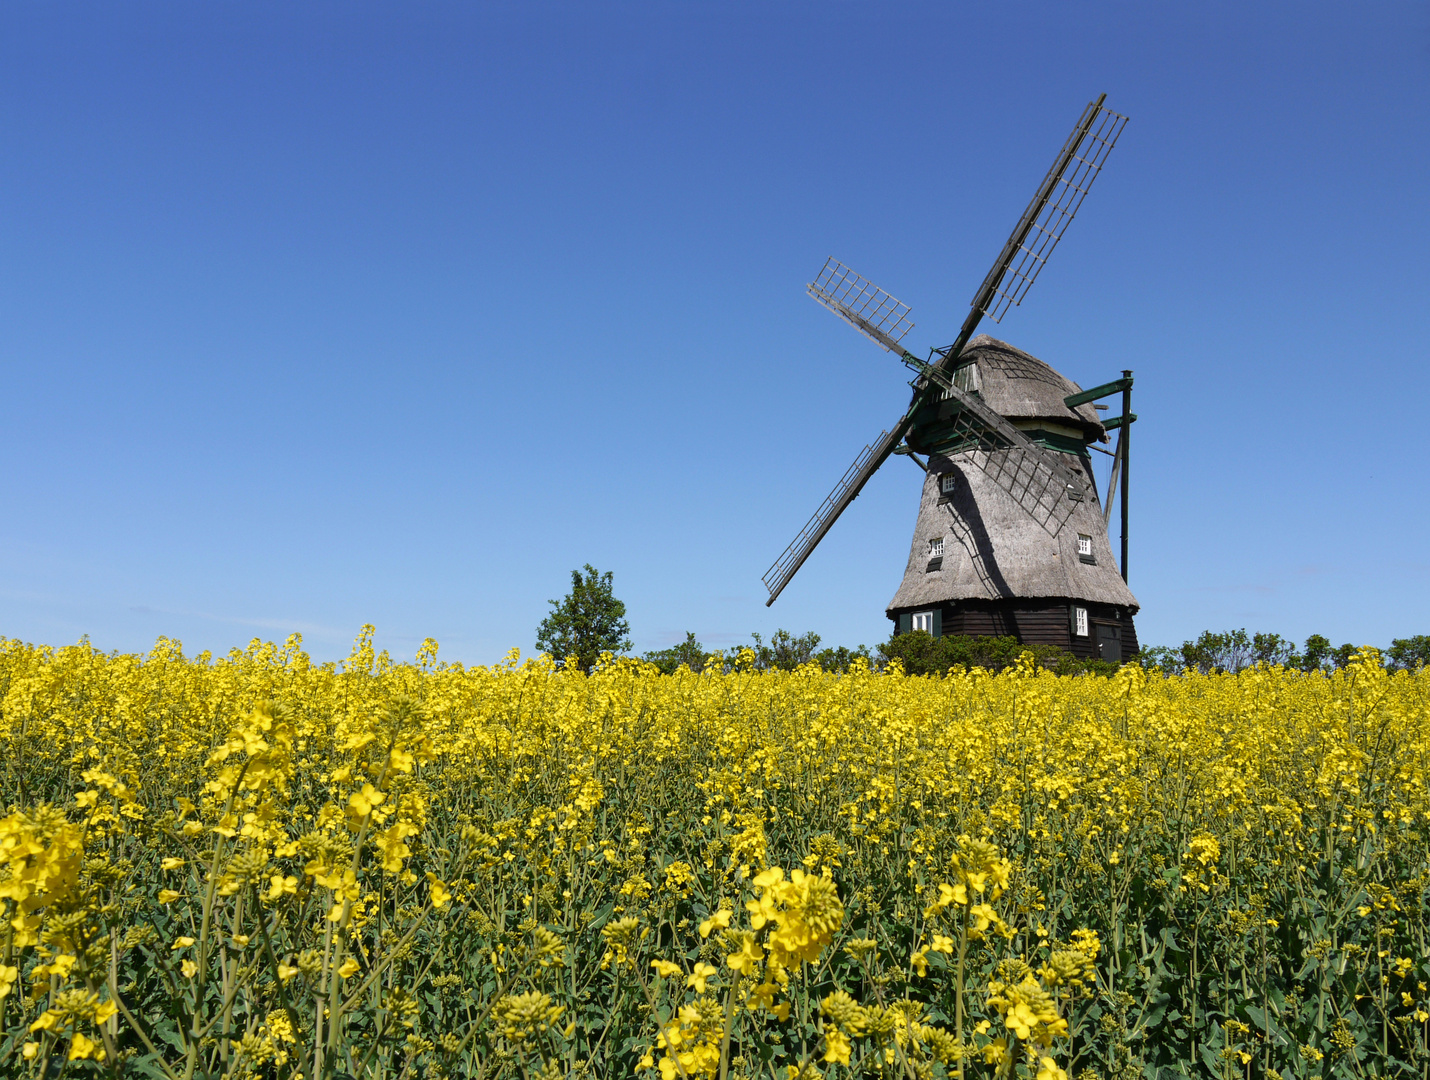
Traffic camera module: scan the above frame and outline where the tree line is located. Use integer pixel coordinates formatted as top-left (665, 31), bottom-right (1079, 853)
top-left (535, 564), bottom-right (1430, 676)
top-left (646, 628), bottom-right (1430, 677)
top-left (1137, 629), bottom-right (1430, 675)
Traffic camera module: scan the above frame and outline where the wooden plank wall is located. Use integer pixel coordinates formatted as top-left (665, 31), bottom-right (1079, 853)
top-left (1120, 616), bottom-right (1141, 657)
top-left (900, 601), bottom-right (1139, 661)
top-left (946, 604), bottom-right (1073, 650)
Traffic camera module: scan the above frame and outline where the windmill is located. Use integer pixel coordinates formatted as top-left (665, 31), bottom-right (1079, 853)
top-left (762, 95), bottom-right (1140, 661)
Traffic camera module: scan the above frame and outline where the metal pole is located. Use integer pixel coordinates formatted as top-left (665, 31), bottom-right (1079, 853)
top-left (1120, 370), bottom-right (1132, 583)
top-left (1103, 429), bottom-right (1122, 530)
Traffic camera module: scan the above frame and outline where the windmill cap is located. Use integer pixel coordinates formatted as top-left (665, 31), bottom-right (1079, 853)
top-left (959, 335), bottom-right (1106, 439)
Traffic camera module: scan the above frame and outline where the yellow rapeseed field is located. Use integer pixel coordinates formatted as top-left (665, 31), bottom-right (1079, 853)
top-left (1, 628), bottom-right (1427, 1080)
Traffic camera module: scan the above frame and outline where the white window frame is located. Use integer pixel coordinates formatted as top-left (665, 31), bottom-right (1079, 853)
top-left (1074, 606), bottom-right (1089, 637)
top-left (940, 473), bottom-right (957, 494)
top-left (927, 537), bottom-right (945, 558)
top-left (1077, 534), bottom-right (1093, 557)
top-left (912, 611), bottom-right (934, 633)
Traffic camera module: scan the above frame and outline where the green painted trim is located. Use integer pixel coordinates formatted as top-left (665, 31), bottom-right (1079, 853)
top-left (1064, 377), bottom-right (1133, 408)
top-left (914, 423), bottom-right (1086, 456)
top-left (1101, 412), bottom-right (1138, 431)
top-left (1023, 429), bottom-right (1087, 454)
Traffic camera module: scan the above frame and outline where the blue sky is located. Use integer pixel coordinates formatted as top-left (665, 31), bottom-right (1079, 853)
top-left (2, 1), bottom-right (1428, 665)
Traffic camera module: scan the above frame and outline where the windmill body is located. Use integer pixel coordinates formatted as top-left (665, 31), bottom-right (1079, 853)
top-left (762, 96), bottom-right (1141, 662)
top-left (887, 336), bottom-right (1138, 661)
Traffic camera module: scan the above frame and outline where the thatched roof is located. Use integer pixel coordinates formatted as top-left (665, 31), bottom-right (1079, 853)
top-left (955, 335), bottom-right (1106, 441)
top-left (886, 446), bottom-right (1139, 612)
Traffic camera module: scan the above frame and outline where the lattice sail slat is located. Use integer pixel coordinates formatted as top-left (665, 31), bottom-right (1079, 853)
top-left (762, 427), bottom-right (899, 605)
top-left (914, 362), bottom-right (1086, 536)
top-left (975, 102), bottom-right (1128, 323)
top-left (808, 258), bottom-right (914, 353)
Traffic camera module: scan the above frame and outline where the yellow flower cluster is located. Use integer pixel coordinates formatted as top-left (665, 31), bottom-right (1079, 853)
top-left (0, 629), bottom-right (1426, 1077)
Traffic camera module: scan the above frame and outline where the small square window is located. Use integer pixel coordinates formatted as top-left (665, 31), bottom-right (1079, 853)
top-left (940, 473), bottom-right (957, 494)
top-left (1074, 606), bottom-right (1089, 637)
top-left (1077, 534), bottom-right (1096, 564)
top-left (912, 611), bottom-right (934, 633)
top-left (925, 536), bottom-right (944, 573)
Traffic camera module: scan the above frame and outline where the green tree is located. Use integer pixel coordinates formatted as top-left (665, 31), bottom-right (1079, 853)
top-left (1300, 633), bottom-right (1334, 672)
top-left (1386, 635), bottom-right (1430, 672)
top-left (1177, 629), bottom-right (1254, 673)
top-left (749, 629), bottom-right (823, 671)
top-left (1251, 631), bottom-right (1297, 667)
top-left (535, 564), bottom-right (632, 673)
top-left (643, 632), bottom-right (710, 674)
top-left (1133, 644), bottom-right (1179, 673)
top-left (1139, 631), bottom-right (1381, 675)
top-left (813, 643), bottom-right (874, 673)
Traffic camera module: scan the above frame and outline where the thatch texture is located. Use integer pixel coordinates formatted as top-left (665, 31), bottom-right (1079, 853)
top-left (887, 338), bottom-right (1138, 616)
top-left (887, 454), bottom-right (1137, 610)
top-left (957, 335), bottom-right (1106, 439)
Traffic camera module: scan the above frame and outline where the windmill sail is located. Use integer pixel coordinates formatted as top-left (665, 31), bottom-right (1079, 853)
top-left (761, 95), bottom-right (1125, 605)
top-left (969, 98), bottom-right (1128, 326)
top-left (762, 427), bottom-right (899, 606)
top-left (761, 360), bottom-right (1088, 605)
top-left (911, 362), bottom-right (1086, 535)
top-left (807, 259), bottom-right (914, 353)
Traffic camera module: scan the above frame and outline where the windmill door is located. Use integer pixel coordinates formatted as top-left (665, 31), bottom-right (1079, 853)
top-left (1094, 623), bottom-right (1122, 663)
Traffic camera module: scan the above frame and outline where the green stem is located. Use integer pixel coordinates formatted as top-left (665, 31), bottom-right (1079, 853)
top-left (717, 970), bottom-right (739, 1080)
top-left (956, 906), bottom-right (968, 1080)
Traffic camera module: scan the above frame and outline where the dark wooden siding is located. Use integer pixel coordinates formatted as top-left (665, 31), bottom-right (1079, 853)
top-left (889, 599), bottom-right (1139, 661)
top-left (1121, 616), bottom-right (1140, 657)
top-left (946, 604), bottom-right (1074, 650)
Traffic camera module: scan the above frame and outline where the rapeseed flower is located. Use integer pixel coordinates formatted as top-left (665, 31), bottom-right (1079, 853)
top-left (0, 630), bottom-right (1425, 1078)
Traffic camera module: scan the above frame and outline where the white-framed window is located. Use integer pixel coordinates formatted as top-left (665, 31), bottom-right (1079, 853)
top-left (1077, 533), bottom-right (1095, 563)
top-left (940, 473), bottom-right (957, 494)
top-left (927, 537), bottom-right (944, 558)
top-left (912, 611), bottom-right (934, 633)
top-left (1074, 606), bottom-right (1089, 637)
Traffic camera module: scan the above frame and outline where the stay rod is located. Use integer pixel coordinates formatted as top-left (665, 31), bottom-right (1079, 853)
top-left (1120, 369), bottom-right (1131, 583)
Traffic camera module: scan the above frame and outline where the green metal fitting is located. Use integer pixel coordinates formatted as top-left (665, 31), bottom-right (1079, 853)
top-left (1064, 376), bottom-right (1133, 408)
